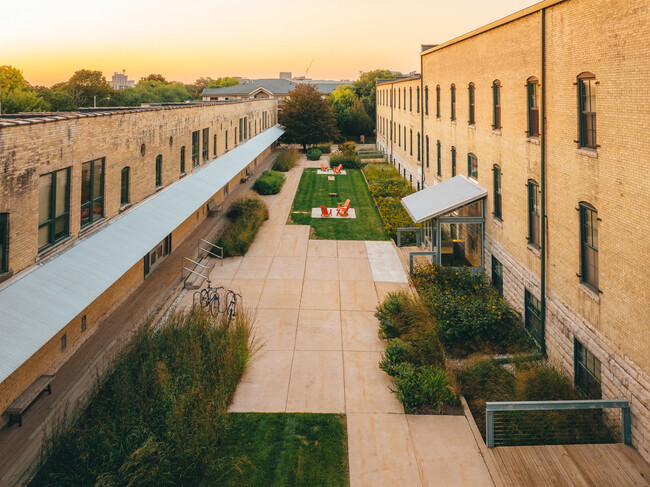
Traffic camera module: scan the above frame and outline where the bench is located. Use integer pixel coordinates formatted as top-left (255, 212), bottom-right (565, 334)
top-left (207, 199), bottom-right (223, 217)
top-left (5, 375), bottom-right (54, 427)
top-left (240, 173), bottom-right (251, 184)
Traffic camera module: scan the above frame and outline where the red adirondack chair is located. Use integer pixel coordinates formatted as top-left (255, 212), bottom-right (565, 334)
top-left (333, 164), bottom-right (343, 174)
top-left (320, 162), bottom-right (330, 172)
top-left (336, 199), bottom-right (350, 217)
top-left (320, 205), bottom-right (332, 217)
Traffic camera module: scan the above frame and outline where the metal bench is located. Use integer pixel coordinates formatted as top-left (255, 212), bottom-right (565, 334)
top-left (5, 375), bottom-right (54, 427)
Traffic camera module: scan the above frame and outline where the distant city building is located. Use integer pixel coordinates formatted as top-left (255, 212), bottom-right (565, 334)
top-left (110, 70), bottom-right (135, 90)
top-left (279, 72), bottom-right (292, 80)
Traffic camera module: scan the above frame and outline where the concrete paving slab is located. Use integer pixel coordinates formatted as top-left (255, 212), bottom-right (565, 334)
top-left (341, 311), bottom-right (384, 352)
top-left (305, 257), bottom-right (339, 281)
top-left (275, 226), bottom-right (310, 257)
top-left (338, 257), bottom-right (374, 281)
top-left (344, 351), bottom-right (403, 414)
top-left (229, 350), bottom-right (293, 412)
top-left (286, 351), bottom-right (345, 413)
top-left (234, 255), bottom-right (273, 279)
top-left (365, 240), bottom-right (399, 259)
top-left (337, 240), bottom-right (369, 259)
top-left (340, 280), bottom-right (379, 311)
top-left (301, 280), bottom-right (340, 310)
top-left (347, 413), bottom-right (423, 487)
top-left (267, 256), bottom-right (306, 280)
top-left (257, 279), bottom-right (303, 309)
top-left (307, 239), bottom-right (338, 258)
top-left (246, 225), bottom-right (284, 256)
top-left (208, 256), bottom-right (243, 280)
top-left (374, 282), bottom-right (412, 303)
top-left (407, 415), bottom-right (494, 487)
top-left (252, 308), bottom-right (299, 351)
top-left (369, 257), bottom-right (409, 283)
top-left (228, 279), bottom-right (266, 309)
top-left (295, 309), bottom-right (342, 351)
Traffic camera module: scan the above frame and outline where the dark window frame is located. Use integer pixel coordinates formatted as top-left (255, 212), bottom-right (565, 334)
top-left (180, 146), bottom-right (186, 175)
top-left (213, 134), bottom-right (217, 157)
top-left (80, 158), bottom-right (105, 228)
top-left (527, 77), bottom-right (540, 137)
top-left (425, 86), bottom-right (429, 115)
top-left (578, 73), bottom-right (597, 149)
top-left (468, 83), bottom-right (476, 125)
top-left (202, 128), bottom-right (209, 161)
top-left (191, 130), bottom-right (200, 167)
top-left (155, 155), bottom-right (163, 188)
top-left (416, 86), bottom-right (420, 113)
top-left (493, 164), bottom-right (502, 220)
top-left (38, 167), bottom-right (71, 251)
top-left (491, 255), bottom-right (503, 294)
top-left (436, 85), bottom-right (440, 118)
top-left (579, 202), bottom-right (599, 291)
top-left (467, 152), bottom-right (478, 180)
top-left (409, 86), bottom-right (412, 112)
top-left (492, 80), bottom-right (501, 129)
top-left (0, 213), bottom-right (8, 273)
top-left (574, 339), bottom-right (602, 399)
top-left (451, 146), bottom-right (456, 176)
top-left (120, 167), bottom-right (130, 206)
top-left (528, 180), bottom-right (540, 248)
top-left (436, 140), bottom-right (441, 176)
top-left (450, 84), bottom-right (456, 121)
top-left (525, 289), bottom-right (542, 345)
top-left (425, 135), bottom-right (429, 168)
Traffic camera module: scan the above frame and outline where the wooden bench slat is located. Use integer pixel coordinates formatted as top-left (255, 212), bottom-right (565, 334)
top-left (6, 375), bottom-right (54, 412)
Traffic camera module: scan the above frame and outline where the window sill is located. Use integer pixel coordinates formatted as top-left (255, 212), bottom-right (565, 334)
top-left (468, 124), bottom-right (476, 130)
top-left (527, 243), bottom-right (541, 257)
top-left (526, 136), bottom-right (540, 145)
top-left (79, 218), bottom-right (107, 237)
top-left (0, 270), bottom-right (13, 284)
top-left (436, 117), bottom-right (441, 122)
top-left (450, 121), bottom-right (456, 125)
top-left (492, 129), bottom-right (502, 136)
top-left (579, 282), bottom-right (601, 304)
top-left (155, 186), bottom-right (163, 192)
top-left (179, 172), bottom-right (187, 179)
top-left (577, 147), bottom-right (598, 159)
top-left (36, 236), bottom-right (73, 262)
top-left (492, 217), bottom-right (503, 228)
top-left (119, 203), bottom-right (132, 213)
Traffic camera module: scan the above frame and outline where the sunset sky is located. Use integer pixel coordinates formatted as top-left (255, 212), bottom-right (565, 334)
top-left (4, 0), bottom-right (536, 86)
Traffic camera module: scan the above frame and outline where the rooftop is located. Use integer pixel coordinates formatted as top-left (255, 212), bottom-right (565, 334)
top-left (201, 78), bottom-right (350, 96)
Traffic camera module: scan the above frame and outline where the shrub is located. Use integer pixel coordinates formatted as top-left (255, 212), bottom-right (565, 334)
top-left (253, 170), bottom-right (286, 195)
top-left (338, 141), bottom-right (356, 157)
top-left (379, 339), bottom-right (415, 376)
top-left (391, 363), bottom-right (460, 414)
top-left (376, 291), bottom-right (421, 339)
top-left (272, 148), bottom-right (300, 171)
top-left (329, 153), bottom-right (361, 169)
top-left (317, 144), bottom-right (331, 154)
top-left (306, 148), bottom-right (322, 160)
top-left (215, 197), bottom-right (269, 256)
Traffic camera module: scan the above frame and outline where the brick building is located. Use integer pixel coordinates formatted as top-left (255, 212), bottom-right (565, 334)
top-left (0, 99), bottom-right (280, 421)
top-left (376, 0), bottom-right (650, 460)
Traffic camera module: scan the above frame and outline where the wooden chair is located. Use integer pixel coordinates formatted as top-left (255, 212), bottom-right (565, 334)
top-left (333, 164), bottom-right (343, 174)
top-left (336, 199), bottom-right (351, 217)
top-left (320, 162), bottom-right (330, 172)
top-left (320, 205), bottom-right (332, 217)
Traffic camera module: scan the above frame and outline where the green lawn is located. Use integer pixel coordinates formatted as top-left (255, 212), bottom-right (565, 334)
top-left (218, 413), bottom-right (349, 487)
top-left (290, 168), bottom-right (389, 240)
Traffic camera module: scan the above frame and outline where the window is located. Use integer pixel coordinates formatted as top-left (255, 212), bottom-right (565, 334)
top-left (492, 80), bottom-right (501, 130)
top-left (38, 168), bottom-right (70, 250)
top-left (450, 84), bottom-right (456, 121)
top-left (527, 77), bottom-right (540, 137)
top-left (467, 153), bottom-right (477, 180)
top-left (403, 88), bottom-right (406, 110)
top-left (451, 147), bottom-right (456, 176)
top-left (202, 128), bottom-right (209, 161)
top-left (225, 130), bottom-right (228, 151)
top-left (425, 86), bottom-right (429, 115)
top-left (425, 136), bottom-right (429, 168)
top-left (81, 315), bottom-right (87, 333)
top-left (491, 256), bottom-right (503, 294)
top-left (409, 86), bottom-right (412, 111)
top-left (61, 334), bottom-right (67, 352)
top-left (398, 88), bottom-right (401, 109)
top-left (180, 146), bottom-right (186, 174)
top-left (578, 73), bottom-right (597, 148)
top-left (468, 83), bottom-right (476, 125)
top-left (436, 85), bottom-right (440, 118)
top-left (191, 130), bottom-right (200, 167)
top-left (417, 133), bottom-right (421, 161)
top-left (410, 129), bottom-right (413, 156)
top-left (120, 167), bottom-right (130, 205)
top-left (493, 165), bottom-right (502, 220)
top-left (416, 86), bottom-right (420, 113)
top-left (580, 203), bottom-right (599, 290)
top-left (436, 140), bottom-right (441, 176)
top-left (525, 289), bottom-right (542, 344)
top-left (213, 134), bottom-right (217, 157)
top-left (155, 155), bottom-right (163, 187)
top-left (0, 214), bottom-right (7, 273)
top-left (574, 339), bottom-right (602, 399)
top-left (80, 158), bottom-right (104, 227)
top-left (398, 124), bottom-right (401, 146)
top-left (404, 127), bottom-right (407, 150)
top-left (528, 180), bottom-right (540, 248)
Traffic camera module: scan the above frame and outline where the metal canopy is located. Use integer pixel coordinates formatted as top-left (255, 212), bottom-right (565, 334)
top-left (401, 175), bottom-right (487, 223)
top-left (0, 125), bottom-right (283, 384)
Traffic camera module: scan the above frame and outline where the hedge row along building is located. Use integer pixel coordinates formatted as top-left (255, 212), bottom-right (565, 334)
top-left (0, 100), bottom-right (281, 424)
top-left (376, 0), bottom-right (650, 460)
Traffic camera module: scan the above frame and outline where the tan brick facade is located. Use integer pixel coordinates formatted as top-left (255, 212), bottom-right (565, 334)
top-left (377, 0), bottom-right (650, 459)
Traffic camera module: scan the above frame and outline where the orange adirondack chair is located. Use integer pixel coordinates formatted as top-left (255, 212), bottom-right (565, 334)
top-left (320, 162), bottom-right (330, 172)
top-left (320, 205), bottom-right (332, 217)
top-left (336, 199), bottom-right (350, 217)
top-left (333, 164), bottom-right (343, 174)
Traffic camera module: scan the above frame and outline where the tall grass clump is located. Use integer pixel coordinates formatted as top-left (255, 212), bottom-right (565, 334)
top-left (252, 170), bottom-right (285, 195)
top-left (272, 148), bottom-right (300, 171)
top-left (31, 308), bottom-right (254, 486)
top-left (215, 196), bottom-right (269, 256)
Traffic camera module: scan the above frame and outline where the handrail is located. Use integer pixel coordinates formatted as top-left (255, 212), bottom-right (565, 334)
top-left (409, 251), bottom-right (437, 275)
top-left (183, 267), bottom-right (208, 279)
top-left (183, 257), bottom-right (209, 269)
top-left (397, 227), bottom-right (422, 247)
top-left (199, 238), bottom-right (223, 266)
top-left (485, 399), bottom-right (631, 447)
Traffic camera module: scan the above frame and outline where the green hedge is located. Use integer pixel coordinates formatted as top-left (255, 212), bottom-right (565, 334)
top-left (215, 197), bottom-right (269, 256)
top-left (329, 154), bottom-right (361, 169)
top-left (316, 144), bottom-right (332, 154)
top-left (272, 148), bottom-right (299, 171)
top-left (306, 148), bottom-right (322, 160)
top-left (253, 170), bottom-right (286, 195)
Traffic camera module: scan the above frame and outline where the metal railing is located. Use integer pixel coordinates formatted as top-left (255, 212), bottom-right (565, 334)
top-left (182, 256), bottom-right (210, 280)
top-left (485, 399), bottom-right (631, 448)
top-left (199, 238), bottom-right (223, 266)
top-left (396, 227), bottom-right (421, 247)
top-left (409, 251), bottom-right (437, 275)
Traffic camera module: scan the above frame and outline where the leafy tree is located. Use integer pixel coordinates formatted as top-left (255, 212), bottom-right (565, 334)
top-left (189, 77), bottom-right (240, 98)
top-left (0, 65), bottom-right (48, 113)
top-left (353, 69), bottom-right (401, 121)
top-left (279, 84), bottom-right (338, 150)
top-left (348, 98), bottom-right (374, 137)
top-left (329, 84), bottom-right (373, 137)
top-left (35, 86), bottom-right (76, 111)
top-left (140, 73), bottom-right (167, 83)
top-left (67, 69), bottom-right (112, 107)
top-left (109, 79), bottom-right (193, 107)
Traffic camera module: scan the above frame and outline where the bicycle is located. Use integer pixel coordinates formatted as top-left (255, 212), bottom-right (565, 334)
top-left (193, 280), bottom-right (224, 316)
top-left (225, 290), bottom-right (242, 324)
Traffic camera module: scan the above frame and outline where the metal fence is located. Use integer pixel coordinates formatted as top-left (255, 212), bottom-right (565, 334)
top-left (396, 227), bottom-right (422, 247)
top-left (485, 399), bottom-right (631, 448)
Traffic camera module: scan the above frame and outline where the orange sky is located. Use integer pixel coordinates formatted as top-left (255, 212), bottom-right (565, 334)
top-left (3, 0), bottom-right (537, 86)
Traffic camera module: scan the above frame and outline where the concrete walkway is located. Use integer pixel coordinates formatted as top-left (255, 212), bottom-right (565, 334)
top-left (184, 155), bottom-right (495, 487)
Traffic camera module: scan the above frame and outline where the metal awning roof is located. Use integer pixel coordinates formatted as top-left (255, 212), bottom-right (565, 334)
top-left (0, 125), bottom-right (283, 384)
top-left (401, 175), bottom-right (487, 223)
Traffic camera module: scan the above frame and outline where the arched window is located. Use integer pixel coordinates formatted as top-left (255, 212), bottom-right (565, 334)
top-left (527, 77), bottom-right (539, 137)
top-left (468, 83), bottom-right (476, 125)
top-left (577, 72), bottom-right (597, 148)
top-left (467, 152), bottom-right (478, 179)
top-left (155, 155), bottom-right (163, 188)
top-left (493, 165), bottom-right (502, 220)
top-left (120, 167), bottom-right (130, 205)
top-left (527, 179), bottom-right (540, 247)
top-left (450, 84), bottom-right (456, 121)
top-left (492, 80), bottom-right (501, 129)
top-left (425, 86), bottom-right (429, 115)
top-left (579, 202), bottom-right (598, 290)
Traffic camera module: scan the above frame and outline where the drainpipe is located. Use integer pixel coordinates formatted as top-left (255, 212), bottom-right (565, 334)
top-left (420, 55), bottom-right (425, 189)
top-left (390, 81), bottom-right (394, 164)
top-left (540, 8), bottom-right (547, 356)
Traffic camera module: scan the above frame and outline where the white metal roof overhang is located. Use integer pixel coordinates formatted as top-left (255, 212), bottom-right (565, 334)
top-left (0, 125), bottom-right (284, 384)
top-left (401, 175), bottom-right (488, 224)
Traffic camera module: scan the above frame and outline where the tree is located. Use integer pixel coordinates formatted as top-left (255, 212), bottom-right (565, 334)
top-left (329, 84), bottom-right (374, 137)
top-left (279, 84), bottom-right (338, 150)
top-left (67, 69), bottom-right (112, 107)
top-left (35, 86), bottom-right (76, 111)
top-left (140, 73), bottom-right (167, 83)
top-left (189, 77), bottom-right (240, 98)
top-left (353, 69), bottom-right (401, 121)
top-left (348, 98), bottom-right (374, 137)
top-left (0, 65), bottom-right (48, 113)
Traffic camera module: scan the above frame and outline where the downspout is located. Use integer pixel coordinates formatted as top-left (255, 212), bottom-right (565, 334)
top-left (420, 55), bottom-right (425, 189)
top-left (540, 8), bottom-right (547, 356)
top-left (390, 81), bottom-right (394, 164)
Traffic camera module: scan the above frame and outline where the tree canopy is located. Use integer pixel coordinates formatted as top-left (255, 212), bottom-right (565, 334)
top-left (67, 69), bottom-right (112, 107)
top-left (328, 84), bottom-right (373, 137)
top-left (353, 69), bottom-right (401, 121)
top-left (0, 65), bottom-right (48, 113)
top-left (279, 84), bottom-right (338, 149)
